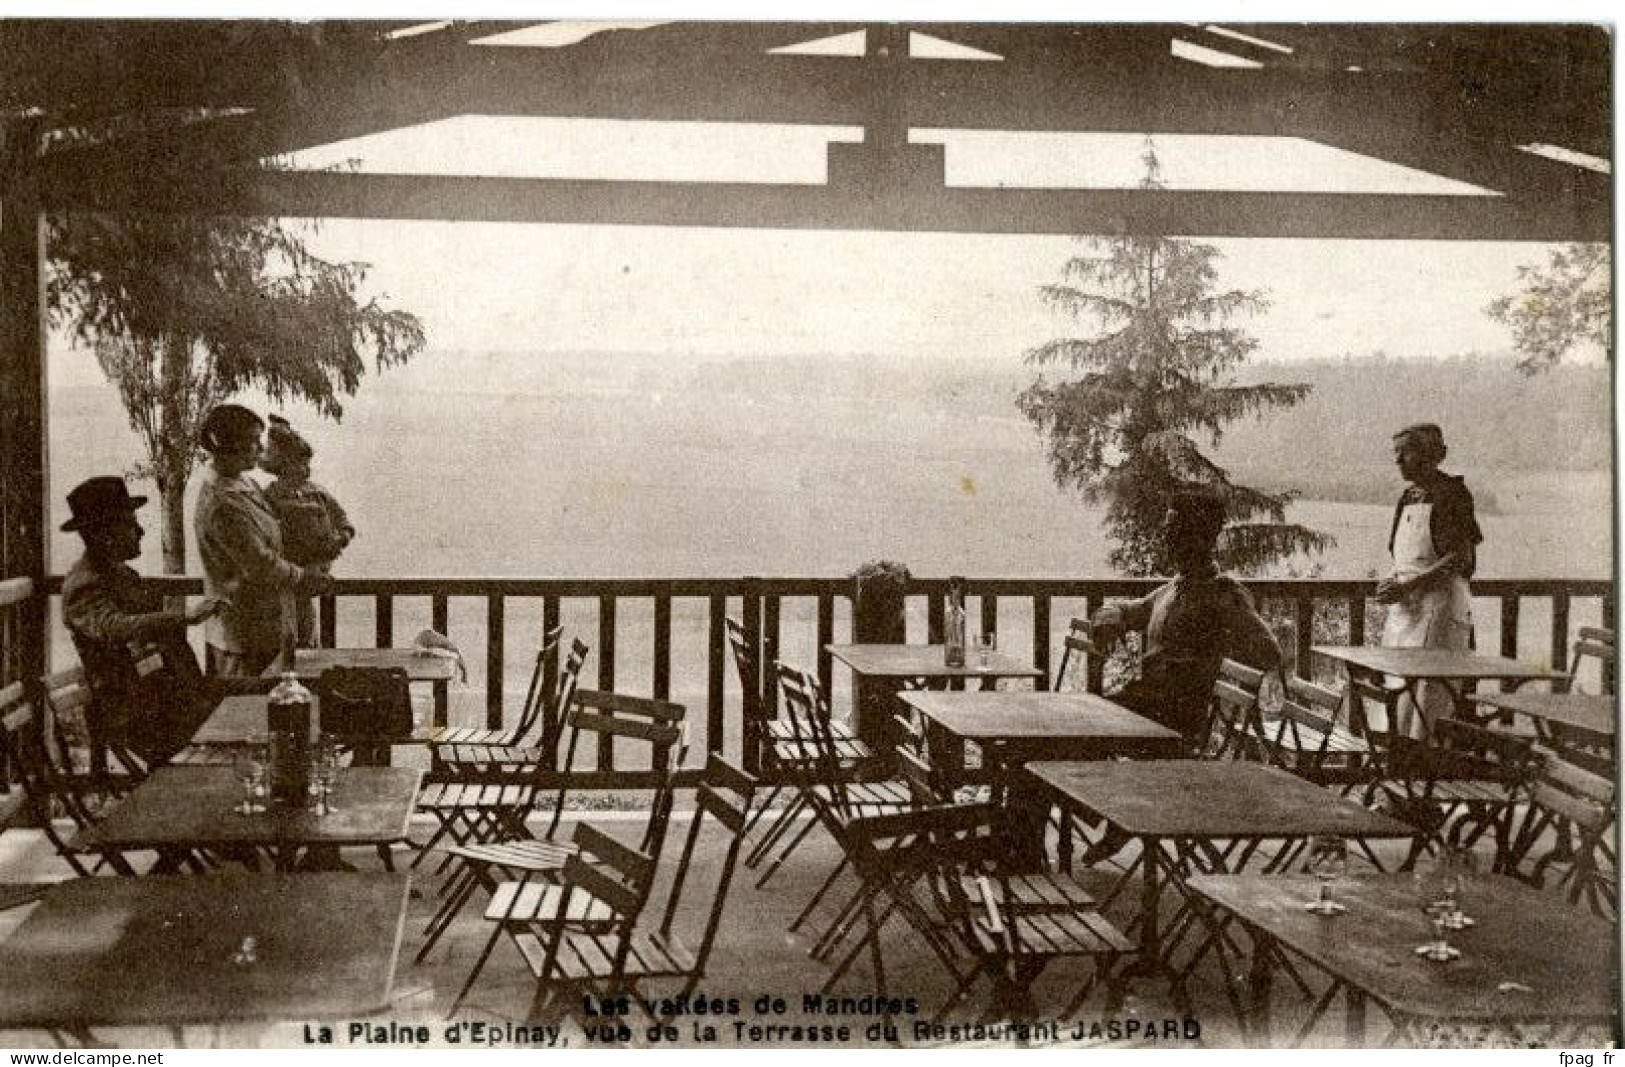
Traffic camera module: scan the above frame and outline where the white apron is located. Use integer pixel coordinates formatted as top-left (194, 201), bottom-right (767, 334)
top-left (1381, 501), bottom-right (1474, 737)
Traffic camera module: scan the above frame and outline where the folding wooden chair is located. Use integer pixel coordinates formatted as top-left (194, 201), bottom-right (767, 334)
top-left (1379, 717), bottom-right (1539, 872)
top-left (432, 635), bottom-right (588, 778)
top-left (1202, 659), bottom-right (1269, 762)
top-left (591, 756), bottom-right (757, 1018)
top-left (824, 801), bottom-right (1128, 1020)
top-left (448, 820), bottom-right (656, 1019)
top-left (749, 663), bottom-right (910, 888)
top-left (1508, 753), bottom-right (1616, 918)
top-left (415, 693), bottom-right (685, 963)
top-left (2, 679), bottom-right (136, 878)
top-left (1052, 616), bottom-right (1109, 693)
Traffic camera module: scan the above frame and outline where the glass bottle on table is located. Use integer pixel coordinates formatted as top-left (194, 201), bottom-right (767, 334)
top-left (267, 632), bottom-right (314, 806)
top-left (945, 576), bottom-right (967, 668)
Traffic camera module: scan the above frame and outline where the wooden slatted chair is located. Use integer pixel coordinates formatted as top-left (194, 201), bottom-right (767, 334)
top-left (1379, 717), bottom-right (1540, 872)
top-left (448, 821), bottom-right (656, 1019)
top-left (1, 679), bottom-right (135, 878)
top-left (415, 692), bottom-right (685, 964)
top-left (40, 664), bottom-right (146, 804)
top-left (1507, 753), bottom-right (1616, 919)
top-left (432, 635), bottom-right (588, 778)
top-left (748, 663), bottom-right (910, 887)
top-left (563, 756), bottom-right (758, 1018)
top-left (429, 625), bottom-right (560, 750)
top-left (1541, 627), bottom-right (1616, 777)
top-left (1203, 659), bottom-right (1269, 762)
top-left (822, 801), bottom-right (1128, 1019)
top-left (1052, 616), bottom-right (1108, 692)
top-left (1262, 676), bottom-right (1376, 793)
top-left (725, 620), bottom-right (863, 860)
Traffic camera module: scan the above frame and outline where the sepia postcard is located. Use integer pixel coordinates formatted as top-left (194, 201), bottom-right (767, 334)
top-left (0, 14), bottom-right (1615, 1053)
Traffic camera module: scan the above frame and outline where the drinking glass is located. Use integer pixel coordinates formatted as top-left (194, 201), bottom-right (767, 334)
top-left (308, 733), bottom-right (341, 815)
top-left (1438, 845), bottom-right (1478, 930)
top-left (1304, 835), bottom-right (1349, 915)
top-left (977, 632), bottom-right (997, 670)
top-left (233, 736), bottom-right (268, 815)
top-left (1414, 857), bottom-right (1462, 961)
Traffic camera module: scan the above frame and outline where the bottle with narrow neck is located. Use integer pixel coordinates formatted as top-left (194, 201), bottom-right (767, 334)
top-left (944, 576), bottom-right (967, 668)
top-left (267, 667), bottom-right (313, 806)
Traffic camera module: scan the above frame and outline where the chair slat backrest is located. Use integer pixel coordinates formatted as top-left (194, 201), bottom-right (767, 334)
top-left (654, 756), bottom-right (757, 987)
top-left (542, 689), bottom-right (686, 840)
top-left (725, 617), bottom-right (764, 729)
top-left (1429, 718), bottom-right (1539, 786)
top-left (537, 638), bottom-right (590, 762)
top-left (1053, 617), bottom-right (1105, 692)
top-left (1206, 659), bottom-right (1265, 760)
top-left (1562, 626), bottom-right (1615, 695)
top-left (510, 625), bottom-right (563, 743)
top-left (2, 680), bottom-right (129, 876)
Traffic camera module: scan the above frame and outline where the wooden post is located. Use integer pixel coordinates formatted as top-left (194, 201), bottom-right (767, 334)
top-left (0, 118), bottom-right (49, 688)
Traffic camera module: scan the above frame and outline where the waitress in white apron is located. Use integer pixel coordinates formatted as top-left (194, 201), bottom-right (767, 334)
top-left (1376, 423), bottom-right (1483, 737)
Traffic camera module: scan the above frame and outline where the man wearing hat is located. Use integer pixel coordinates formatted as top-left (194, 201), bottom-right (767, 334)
top-left (60, 476), bottom-right (229, 766)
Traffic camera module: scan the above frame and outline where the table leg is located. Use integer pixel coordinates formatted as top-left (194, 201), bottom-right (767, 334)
top-left (1246, 929), bottom-right (1275, 1047)
top-left (1344, 987), bottom-right (1367, 1047)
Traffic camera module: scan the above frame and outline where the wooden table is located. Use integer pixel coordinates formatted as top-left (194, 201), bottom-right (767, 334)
top-left (1474, 691), bottom-right (1615, 743)
top-left (826, 643), bottom-right (1044, 685)
top-left (267, 647), bottom-right (458, 683)
top-left (901, 690), bottom-right (1183, 777)
top-left (828, 643), bottom-right (1045, 750)
top-left (79, 765), bottom-right (422, 871)
top-left (1026, 760), bottom-right (1414, 987)
top-left (1312, 646), bottom-right (1559, 732)
top-left (0, 871), bottom-right (409, 1032)
top-left (1187, 872), bottom-right (1619, 1046)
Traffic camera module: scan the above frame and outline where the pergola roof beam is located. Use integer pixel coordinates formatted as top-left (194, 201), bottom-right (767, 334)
top-left (39, 163), bottom-right (1605, 242)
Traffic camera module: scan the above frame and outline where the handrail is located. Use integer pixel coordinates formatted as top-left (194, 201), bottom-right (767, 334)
top-left (29, 573), bottom-right (1615, 784)
top-left (0, 577), bottom-right (32, 609)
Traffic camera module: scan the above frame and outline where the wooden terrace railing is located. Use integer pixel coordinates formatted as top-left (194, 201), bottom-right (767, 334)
top-left (11, 575), bottom-right (1617, 786)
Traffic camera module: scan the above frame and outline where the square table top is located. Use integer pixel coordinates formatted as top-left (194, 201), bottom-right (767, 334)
top-left (0, 871), bottom-right (410, 1028)
top-left (80, 765), bottom-right (422, 852)
top-left (1311, 645), bottom-right (1559, 682)
top-left (902, 690), bottom-right (1182, 744)
top-left (1474, 691), bottom-right (1616, 737)
top-left (267, 647), bottom-right (458, 683)
top-left (825, 643), bottom-right (1043, 682)
top-left (1025, 759), bottom-right (1414, 840)
top-left (1186, 872), bottom-right (1618, 1024)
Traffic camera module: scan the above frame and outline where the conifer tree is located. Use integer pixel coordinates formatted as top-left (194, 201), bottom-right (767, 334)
top-left (1017, 145), bottom-right (1331, 576)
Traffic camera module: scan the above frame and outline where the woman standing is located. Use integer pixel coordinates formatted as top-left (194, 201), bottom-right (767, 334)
top-left (1376, 423), bottom-right (1483, 736)
top-left (193, 404), bottom-right (329, 676)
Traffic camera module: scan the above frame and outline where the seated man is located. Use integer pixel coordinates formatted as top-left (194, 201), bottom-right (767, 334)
top-left (60, 476), bottom-right (251, 768)
top-left (1089, 487), bottom-right (1284, 754)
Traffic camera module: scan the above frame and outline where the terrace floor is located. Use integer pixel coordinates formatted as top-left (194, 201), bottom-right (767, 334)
top-left (0, 809), bottom-right (1609, 1050)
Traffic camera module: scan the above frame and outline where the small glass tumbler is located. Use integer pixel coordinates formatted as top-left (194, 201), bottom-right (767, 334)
top-left (307, 733), bottom-right (341, 815)
top-left (233, 736), bottom-right (268, 815)
top-left (1304, 835), bottom-right (1349, 916)
top-left (977, 632), bottom-right (998, 670)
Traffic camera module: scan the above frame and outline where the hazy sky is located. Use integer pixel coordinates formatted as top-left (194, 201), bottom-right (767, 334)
top-left (287, 219), bottom-right (1558, 363)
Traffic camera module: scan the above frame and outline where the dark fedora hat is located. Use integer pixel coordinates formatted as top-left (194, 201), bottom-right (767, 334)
top-left (61, 476), bottom-right (148, 532)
